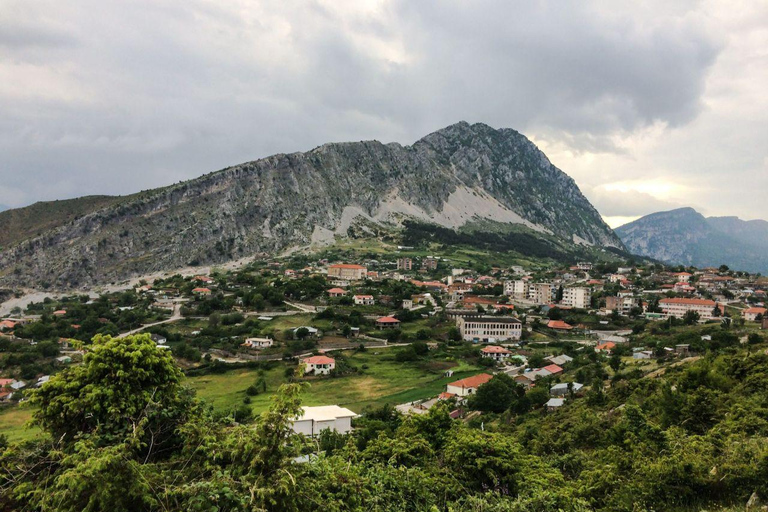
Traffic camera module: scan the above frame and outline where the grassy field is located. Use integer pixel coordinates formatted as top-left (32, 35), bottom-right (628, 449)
top-left (188, 349), bottom-right (482, 415)
top-left (0, 405), bottom-right (40, 443)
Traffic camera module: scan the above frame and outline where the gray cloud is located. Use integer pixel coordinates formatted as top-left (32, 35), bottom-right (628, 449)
top-left (1, 0), bottom-right (763, 224)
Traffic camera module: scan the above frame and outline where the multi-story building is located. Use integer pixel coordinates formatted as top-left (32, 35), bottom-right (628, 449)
top-left (605, 295), bottom-right (640, 316)
top-left (353, 294), bottom-right (375, 306)
top-left (327, 264), bottom-right (367, 281)
top-left (396, 258), bottom-right (413, 271)
top-left (659, 298), bottom-right (722, 321)
top-left (503, 279), bottom-right (528, 299)
top-left (456, 315), bottom-right (522, 343)
top-left (421, 256), bottom-right (438, 271)
top-left (561, 287), bottom-right (591, 309)
top-left (528, 283), bottom-right (555, 305)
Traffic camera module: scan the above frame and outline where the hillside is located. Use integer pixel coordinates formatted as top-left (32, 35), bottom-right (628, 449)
top-left (0, 122), bottom-right (622, 289)
top-left (616, 207), bottom-right (768, 273)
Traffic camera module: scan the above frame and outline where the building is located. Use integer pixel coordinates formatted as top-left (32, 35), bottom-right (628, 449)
top-left (353, 294), bottom-right (375, 306)
top-left (396, 258), bottom-right (413, 271)
top-left (291, 405), bottom-right (357, 436)
top-left (550, 382), bottom-right (583, 397)
top-left (421, 256), bottom-right (438, 271)
top-left (327, 287), bottom-right (347, 297)
top-left (605, 295), bottom-right (641, 316)
top-left (327, 264), bottom-right (368, 281)
top-left (503, 279), bottom-right (529, 299)
top-left (547, 320), bottom-right (573, 330)
top-left (457, 315), bottom-right (522, 343)
top-left (446, 373), bottom-right (493, 397)
top-left (546, 398), bottom-right (566, 412)
top-left (242, 337), bottom-right (274, 349)
top-left (301, 355), bottom-right (336, 375)
top-left (659, 298), bottom-right (722, 321)
top-left (192, 287), bottom-right (212, 295)
top-left (633, 350), bottom-right (654, 360)
top-left (743, 307), bottom-right (767, 322)
top-left (375, 316), bottom-right (401, 329)
top-left (546, 354), bottom-right (573, 366)
top-left (561, 287), bottom-right (591, 309)
top-left (480, 345), bottom-right (513, 361)
top-left (528, 283), bottom-right (555, 304)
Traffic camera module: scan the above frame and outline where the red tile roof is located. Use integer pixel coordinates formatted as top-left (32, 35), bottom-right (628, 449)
top-left (596, 342), bottom-right (616, 351)
top-left (302, 355), bottom-right (335, 365)
top-left (659, 298), bottom-right (716, 306)
top-left (376, 316), bottom-right (401, 324)
top-left (329, 264), bottom-right (366, 269)
top-left (547, 320), bottom-right (573, 330)
top-left (481, 345), bottom-right (512, 354)
top-left (543, 364), bottom-right (563, 374)
top-left (448, 373), bottom-right (493, 389)
top-left (327, 288), bottom-right (346, 294)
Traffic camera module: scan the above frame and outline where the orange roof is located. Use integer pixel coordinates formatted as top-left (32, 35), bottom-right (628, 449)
top-left (302, 355), bottom-right (335, 365)
top-left (438, 392), bottom-right (457, 400)
top-left (744, 307), bottom-right (767, 314)
top-left (329, 264), bottom-right (366, 269)
top-left (481, 345), bottom-right (512, 354)
top-left (327, 288), bottom-right (346, 294)
top-left (53, 310), bottom-right (66, 315)
top-left (543, 364), bottom-right (563, 374)
top-left (354, 294), bottom-right (374, 299)
top-left (0, 320), bottom-right (17, 329)
top-left (660, 298), bottom-right (716, 306)
top-left (192, 287), bottom-right (211, 293)
top-left (596, 342), bottom-right (616, 351)
top-left (448, 373), bottom-right (493, 389)
top-left (376, 316), bottom-right (400, 324)
top-left (547, 320), bottom-right (573, 330)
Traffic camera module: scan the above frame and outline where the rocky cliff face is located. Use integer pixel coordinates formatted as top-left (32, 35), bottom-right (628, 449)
top-left (0, 122), bottom-right (621, 288)
top-left (616, 207), bottom-right (768, 273)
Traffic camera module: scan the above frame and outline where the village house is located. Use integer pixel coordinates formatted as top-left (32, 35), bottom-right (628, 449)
top-left (546, 397), bottom-right (566, 412)
top-left (301, 355), bottom-right (336, 375)
top-left (327, 264), bottom-right (367, 281)
top-left (327, 287), bottom-right (347, 298)
top-left (550, 382), bottom-right (583, 397)
top-left (192, 287), bottom-right (212, 295)
top-left (445, 373), bottom-right (493, 397)
top-left (480, 345), bottom-right (513, 361)
top-left (659, 298), bottom-right (722, 321)
top-left (743, 307), bottom-right (766, 322)
top-left (375, 316), bottom-right (401, 329)
top-left (291, 405), bottom-right (357, 436)
top-left (633, 350), bottom-right (654, 360)
top-left (242, 337), bottom-right (274, 349)
top-left (546, 354), bottom-right (573, 366)
top-left (595, 341), bottom-right (616, 353)
top-left (547, 320), bottom-right (573, 330)
top-left (353, 294), bottom-right (375, 306)
top-left (457, 315), bottom-right (522, 343)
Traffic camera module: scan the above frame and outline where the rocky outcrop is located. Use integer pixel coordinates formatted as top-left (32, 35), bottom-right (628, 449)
top-left (0, 122), bottom-right (621, 288)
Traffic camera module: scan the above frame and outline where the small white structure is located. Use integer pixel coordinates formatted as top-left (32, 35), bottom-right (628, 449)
top-left (353, 294), bottom-right (375, 306)
top-left (242, 337), bottom-right (274, 349)
top-left (546, 398), bottom-right (566, 411)
top-left (292, 405), bottom-right (357, 436)
top-left (633, 350), bottom-right (654, 360)
top-left (550, 382), bottom-right (583, 397)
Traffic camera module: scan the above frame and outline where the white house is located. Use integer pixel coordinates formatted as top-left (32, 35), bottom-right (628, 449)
top-left (561, 287), bottom-right (591, 309)
top-left (550, 382), bottom-right (583, 397)
top-left (242, 337), bottom-right (274, 349)
top-left (353, 294), bottom-right (375, 306)
top-left (480, 345), bottom-right (512, 361)
top-left (445, 373), bottom-right (493, 397)
top-left (457, 315), bottom-right (522, 343)
top-left (291, 405), bottom-right (357, 436)
top-left (546, 398), bottom-right (566, 411)
top-left (633, 350), bottom-right (654, 360)
top-left (301, 355), bottom-right (336, 375)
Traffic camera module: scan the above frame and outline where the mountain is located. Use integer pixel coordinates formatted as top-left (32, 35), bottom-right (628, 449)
top-left (0, 122), bottom-right (621, 289)
top-left (616, 207), bottom-right (768, 273)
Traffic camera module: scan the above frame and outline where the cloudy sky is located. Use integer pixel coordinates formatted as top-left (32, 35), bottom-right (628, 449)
top-left (1, 0), bottom-right (766, 227)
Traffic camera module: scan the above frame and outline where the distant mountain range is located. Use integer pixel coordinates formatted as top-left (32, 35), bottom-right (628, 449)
top-left (0, 122), bottom-right (622, 289)
top-left (616, 207), bottom-right (768, 273)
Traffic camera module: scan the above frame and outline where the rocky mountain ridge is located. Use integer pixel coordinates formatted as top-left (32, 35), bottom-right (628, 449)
top-left (616, 207), bottom-right (768, 273)
top-left (0, 122), bottom-right (622, 288)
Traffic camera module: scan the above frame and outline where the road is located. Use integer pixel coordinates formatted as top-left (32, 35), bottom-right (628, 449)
top-left (117, 303), bottom-right (182, 338)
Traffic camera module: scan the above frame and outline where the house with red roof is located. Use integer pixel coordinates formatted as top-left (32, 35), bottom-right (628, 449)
top-left (446, 373), bottom-right (493, 397)
top-left (327, 287), bottom-right (347, 297)
top-left (0, 320), bottom-right (18, 331)
top-left (353, 294), bottom-right (375, 306)
top-left (53, 310), bottom-right (67, 316)
top-left (542, 364), bottom-right (564, 376)
top-left (547, 320), bottom-right (573, 330)
top-left (192, 287), bottom-right (212, 295)
top-left (743, 307), bottom-right (767, 322)
top-left (595, 341), bottom-right (616, 353)
top-left (301, 355), bottom-right (336, 376)
top-left (375, 316), bottom-right (401, 329)
top-left (480, 345), bottom-right (512, 361)
top-left (328, 264), bottom-right (367, 281)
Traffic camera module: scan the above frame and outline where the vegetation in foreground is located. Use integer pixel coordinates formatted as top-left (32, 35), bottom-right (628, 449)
top-left (2, 333), bottom-right (768, 511)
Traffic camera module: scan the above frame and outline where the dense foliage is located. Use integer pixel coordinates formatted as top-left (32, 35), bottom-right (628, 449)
top-left (3, 334), bottom-right (768, 511)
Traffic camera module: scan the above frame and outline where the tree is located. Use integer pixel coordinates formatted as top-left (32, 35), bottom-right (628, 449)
top-left (32, 334), bottom-right (195, 455)
top-left (295, 327), bottom-right (310, 340)
top-left (683, 310), bottom-right (700, 325)
top-left (468, 374), bottom-right (521, 413)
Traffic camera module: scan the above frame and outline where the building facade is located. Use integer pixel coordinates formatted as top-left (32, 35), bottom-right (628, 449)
top-left (457, 315), bottom-right (522, 343)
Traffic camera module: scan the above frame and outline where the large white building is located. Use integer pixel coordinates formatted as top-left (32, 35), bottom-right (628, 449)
top-left (561, 287), bottom-right (591, 309)
top-left (659, 298), bottom-right (722, 321)
top-left (291, 405), bottom-right (357, 436)
top-left (457, 315), bottom-right (522, 343)
top-left (528, 283), bottom-right (555, 304)
top-left (503, 279), bottom-right (529, 299)
top-left (327, 264), bottom-right (367, 281)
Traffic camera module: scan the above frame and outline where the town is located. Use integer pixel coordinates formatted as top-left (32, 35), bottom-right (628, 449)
top-left (2, 245), bottom-right (766, 442)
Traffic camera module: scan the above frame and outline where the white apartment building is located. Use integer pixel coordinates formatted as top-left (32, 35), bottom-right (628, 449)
top-left (503, 279), bottom-right (529, 299)
top-left (659, 298), bottom-right (721, 321)
top-left (292, 405), bottom-right (357, 436)
top-left (561, 287), bottom-right (591, 309)
top-left (528, 283), bottom-right (555, 305)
